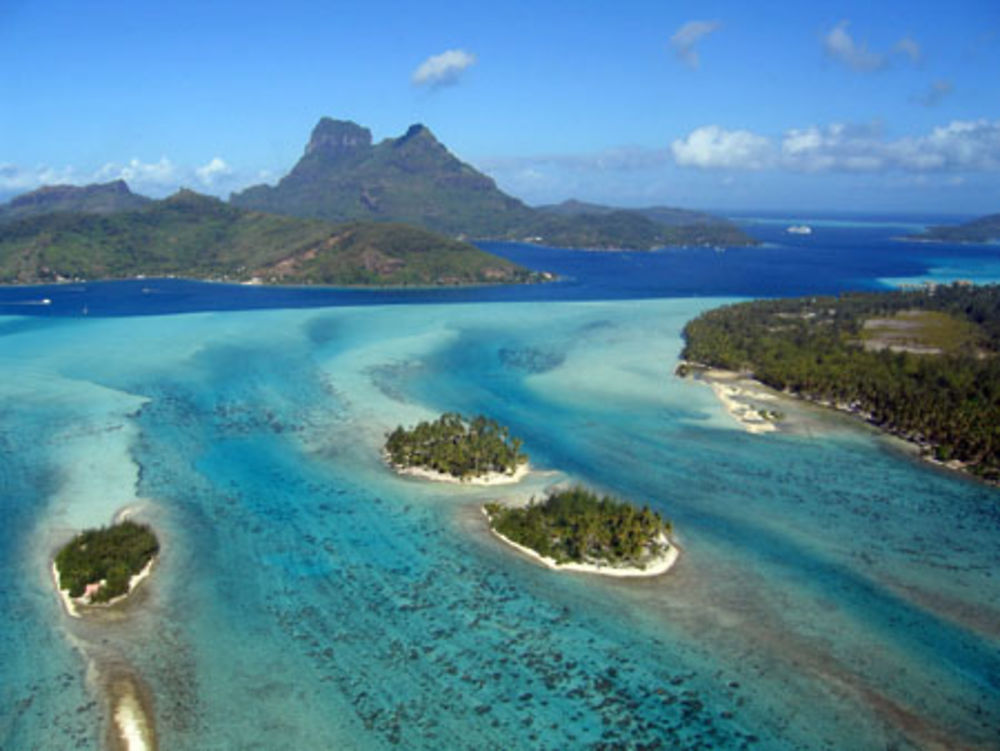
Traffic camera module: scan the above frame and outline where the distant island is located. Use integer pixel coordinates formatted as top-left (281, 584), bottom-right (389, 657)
top-left (385, 412), bottom-right (528, 484)
top-left (905, 212), bottom-right (1000, 244)
top-left (680, 283), bottom-right (1000, 482)
top-left (484, 487), bottom-right (677, 576)
top-left (0, 117), bottom-right (759, 288)
top-left (230, 117), bottom-right (758, 250)
top-left (0, 187), bottom-right (536, 286)
top-left (528, 199), bottom-right (756, 250)
top-left (53, 520), bottom-right (159, 615)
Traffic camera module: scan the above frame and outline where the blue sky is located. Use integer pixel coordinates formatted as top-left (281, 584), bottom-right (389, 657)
top-left (1, 0), bottom-right (998, 213)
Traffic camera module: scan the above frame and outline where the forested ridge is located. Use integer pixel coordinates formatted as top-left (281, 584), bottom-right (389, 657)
top-left (485, 487), bottom-right (672, 567)
top-left (681, 284), bottom-right (1000, 481)
top-left (385, 412), bottom-right (527, 479)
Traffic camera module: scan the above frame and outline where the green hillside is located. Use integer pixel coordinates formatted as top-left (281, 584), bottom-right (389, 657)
top-left (0, 180), bottom-right (150, 222)
top-left (908, 213), bottom-right (1000, 243)
top-left (231, 120), bottom-right (537, 237)
top-left (232, 118), bottom-right (757, 249)
top-left (0, 190), bottom-right (535, 286)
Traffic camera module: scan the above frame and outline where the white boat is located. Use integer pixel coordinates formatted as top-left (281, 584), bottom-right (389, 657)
top-left (786, 225), bottom-right (812, 235)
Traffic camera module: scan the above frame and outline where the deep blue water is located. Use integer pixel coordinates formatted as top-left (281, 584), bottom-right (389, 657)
top-left (1, 214), bottom-right (998, 318)
top-left (2, 215), bottom-right (999, 750)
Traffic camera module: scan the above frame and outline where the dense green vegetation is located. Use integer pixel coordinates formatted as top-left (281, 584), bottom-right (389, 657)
top-left (385, 413), bottom-right (527, 479)
top-left (485, 487), bottom-right (672, 566)
top-left (514, 209), bottom-right (754, 250)
top-left (55, 521), bottom-right (159, 602)
top-left (0, 189), bottom-right (534, 286)
top-left (231, 117), bottom-right (756, 249)
top-left (681, 284), bottom-right (1000, 480)
top-left (232, 119), bottom-right (538, 237)
top-left (532, 199), bottom-right (756, 249)
top-left (0, 180), bottom-right (150, 223)
top-left (908, 213), bottom-right (1000, 243)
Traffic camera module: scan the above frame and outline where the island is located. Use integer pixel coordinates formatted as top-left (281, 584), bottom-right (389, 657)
top-left (53, 520), bottom-right (159, 615)
top-left (680, 283), bottom-right (1000, 482)
top-left (0, 188), bottom-right (538, 287)
top-left (384, 412), bottom-right (529, 484)
top-left (905, 212), bottom-right (1000, 244)
top-left (231, 117), bottom-right (759, 250)
top-left (484, 487), bottom-right (677, 577)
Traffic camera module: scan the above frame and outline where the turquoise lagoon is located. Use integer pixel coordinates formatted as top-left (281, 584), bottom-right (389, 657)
top-left (1, 292), bottom-right (999, 750)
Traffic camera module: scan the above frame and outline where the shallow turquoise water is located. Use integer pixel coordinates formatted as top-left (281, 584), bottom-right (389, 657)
top-left (2, 299), bottom-right (999, 749)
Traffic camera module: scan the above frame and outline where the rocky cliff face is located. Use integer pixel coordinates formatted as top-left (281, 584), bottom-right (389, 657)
top-left (230, 117), bottom-right (535, 236)
top-left (229, 116), bottom-right (757, 248)
top-left (304, 117), bottom-right (373, 157)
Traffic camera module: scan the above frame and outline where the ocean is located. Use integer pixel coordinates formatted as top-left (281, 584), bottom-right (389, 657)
top-left (1, 214), bottom-right (998, 749)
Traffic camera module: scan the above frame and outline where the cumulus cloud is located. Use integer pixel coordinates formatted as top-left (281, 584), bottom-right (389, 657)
top-left (96, 157), bottom-right (177, 187)
top-left (412, 49), bottom-right (477, 87)
top-left (671, 119), bottom-right (1000, 173)
top-left (0, 155), bottom-right (244, 198)
top-left (912, 79), bottom-right (954, 107)
top-left (671, 125), bottom-right (773, 169)
top-left (669, 20), bottom-right (721, 68)
top-left (823, 21), bottom-right (885, 71)
top-left (0, 163), bottom-right (79, 191)
top-left (893, 36), bottom-right (922, 64)
top-left (195, 156), bottom-right (233, 186)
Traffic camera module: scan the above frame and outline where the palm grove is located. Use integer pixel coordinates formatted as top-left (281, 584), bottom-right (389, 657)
top-left (485, 487), bottom-right (672, 567)
top-left (681, 284), bottom-right (1000, 481)
top-left (385, 413), bottom-right (527, 479)
top-left (55, 521), bottom-right (159, 602)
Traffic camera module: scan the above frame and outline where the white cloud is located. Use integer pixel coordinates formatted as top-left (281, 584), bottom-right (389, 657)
top-left (893, 36), bottom-right (921, 64)
top-left (912, 79), bottom-right (953, 107)
top-left (412, 49), bottom-right (477, 87)
top-left (671, 125), bottom-right (773, 169)
top-left (97, 157), bottom-right (176, 187)
top-left (669, 20), bottom-right (721, 69)
top-left (672, 119), bottom-right (1000, 173)
top-left (0, 155), bottom-right (244, 198)
top-left (195, 156), bottom-right (232, 186)
top-left (823, 21), bottom-right (886, 72)
top-left (0, 163), bottom-right (78, 191)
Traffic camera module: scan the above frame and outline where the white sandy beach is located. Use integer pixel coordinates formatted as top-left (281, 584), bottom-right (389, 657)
top-left (708, 379), bottom-right (779, 434)
top-left (52, 561), bottom-right (82, 618)
top-left (484, 510), bottom-right (679, 578)
top-left (680, 364), bottom-right (783, 434)
top-left (391, 459), bottom-right (530, 486)
top-left (52, 556), bottom-right (155, 616)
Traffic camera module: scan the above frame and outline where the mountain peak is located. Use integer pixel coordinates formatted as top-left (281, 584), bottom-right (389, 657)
top-left (394, 123), bottom-right (441, 148)
top-left (305, 118), bottom-right (373, 157)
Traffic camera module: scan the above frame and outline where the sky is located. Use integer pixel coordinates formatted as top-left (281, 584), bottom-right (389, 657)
top-left (1, 0), bottom-right (998, 213)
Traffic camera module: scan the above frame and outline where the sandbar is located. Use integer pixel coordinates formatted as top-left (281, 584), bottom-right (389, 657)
top-left (106, 673), bottom-right (157, 751)
top-left (681, 363), bottom-right (783, 434)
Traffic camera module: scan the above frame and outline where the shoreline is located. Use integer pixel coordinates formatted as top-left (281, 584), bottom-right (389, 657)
top-left (683, 361), bottom-right (991, 484)
top-left (52, 555), bottom-right (156, 617)
top-left (483, 509), bottom-right (679, 578)
top-left (682, 364), bottom-right (782, 434)
top-left (706, 378), bottom-right (779, 434)
top-left (389, 458), bottom-right (531, 486)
